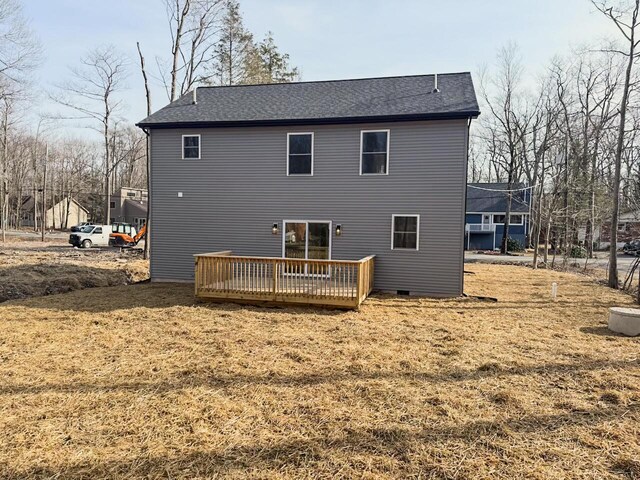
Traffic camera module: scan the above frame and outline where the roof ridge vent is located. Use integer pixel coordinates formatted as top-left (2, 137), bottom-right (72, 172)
top-left (432, 74), bottom-right (440, 93)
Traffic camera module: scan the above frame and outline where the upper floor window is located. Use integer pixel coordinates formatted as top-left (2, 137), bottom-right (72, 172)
top-left (287, 133), bottom-right (313, 175)
top-left (361, 130), bottom-right (389, 175)
top-left (392, 215), bottom-right (419, 250)
top-left (493, 214), bottom-right (523, 225)
top-left (182, 134), bottom-right (200, 159)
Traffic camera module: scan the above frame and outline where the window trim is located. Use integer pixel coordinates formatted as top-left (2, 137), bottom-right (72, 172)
top-left (286, 132), bottom-right (314, 176)
top-left (492, 213), bottom-right (523, 226)
top-left (182, 134), bottom-right (201, 160)
top-left (391, 214), bottom-right (420, 251)
top-left (360, 129), bottom-right (390, 176)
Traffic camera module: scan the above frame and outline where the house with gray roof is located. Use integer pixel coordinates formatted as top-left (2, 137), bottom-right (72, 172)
top-left (109, 187), bottom-right (148, 230)
top-left (138, 73), bottom-right (480, 297)
top-left (465, 183), bottom-right (531, 251)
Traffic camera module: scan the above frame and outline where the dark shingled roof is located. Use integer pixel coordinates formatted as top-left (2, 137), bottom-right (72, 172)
top-left (137, 72), bottom-right (479, 128)
top-left (467, 183), bottom-right (530, 213)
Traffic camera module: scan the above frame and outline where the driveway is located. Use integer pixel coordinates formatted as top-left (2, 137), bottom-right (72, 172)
top-left (464, 251), bottom-right (639, 272)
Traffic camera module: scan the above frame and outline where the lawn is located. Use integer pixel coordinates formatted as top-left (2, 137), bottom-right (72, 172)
top-left (0, 264), bottom-right (639, 479)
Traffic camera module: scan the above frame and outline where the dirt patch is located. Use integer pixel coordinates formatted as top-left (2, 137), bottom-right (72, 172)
top-left (0, 264), bottom-right (638, 478)
top-left (0, 242), bottom-right (149, 302)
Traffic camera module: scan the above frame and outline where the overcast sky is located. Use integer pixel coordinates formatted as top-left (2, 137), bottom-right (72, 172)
top-left (22, 0), bottom-right (619, 139)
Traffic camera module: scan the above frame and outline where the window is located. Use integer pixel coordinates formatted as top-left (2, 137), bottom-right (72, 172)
top-left (392, 215), bottom-right (419, 250)
top-left (182, 134), bottom-right (200, 159)
top-left (94, 227), bottom-right (102, 234)
top-left (361, 130), bottom-right (389, 175)
top-left (510, 214), bottom-right (523, 225)
top-left (492, 214), bottom-right (523, 225)
top-left (287, 133), bottom-right (313, 175)
top-left (110, 201), bottom-right (116, 209)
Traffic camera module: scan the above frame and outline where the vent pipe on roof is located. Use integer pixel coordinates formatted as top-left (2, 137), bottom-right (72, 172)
top-left (432, 74), bottom-right (440, 93)
top-left (192, 87), bottom-right (197, 105)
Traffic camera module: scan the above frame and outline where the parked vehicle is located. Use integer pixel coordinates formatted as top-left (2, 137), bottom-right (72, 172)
top-left (623, 239), bottom-right (640, 255)
top-left (69, 224), bottom-right (111, 248)
top-left (110, 222), bottom-right (137, 238)
top-left (70, 222), bottom-right (92, 232)
top-left (110, 224), bottom-right (146, 247)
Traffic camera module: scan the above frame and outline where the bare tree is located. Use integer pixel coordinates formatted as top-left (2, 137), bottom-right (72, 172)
top-left (479, 43), bottom-right (537, 253)
top-left (0, 0), bottom-right (39, 241)
top-left (50, 45), bottom-right (129, 224)
top-left (0, 0), bottom-right (41, 86)
top-left (137, 41), bottom-right (152, 259)
top-left (164, 0), bottom-right (223, 101)
top-left (592, 0), bottom-right (640, 288)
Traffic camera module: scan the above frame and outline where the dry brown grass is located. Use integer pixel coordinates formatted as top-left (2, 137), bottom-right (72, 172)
top-left (0, 242), bottom-right (148, 302)
top-left (0, 264), bottom-right (639, 479)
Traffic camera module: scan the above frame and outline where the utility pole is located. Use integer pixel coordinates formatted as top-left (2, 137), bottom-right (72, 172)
top-left (41, 144), bottom-right (47, 242)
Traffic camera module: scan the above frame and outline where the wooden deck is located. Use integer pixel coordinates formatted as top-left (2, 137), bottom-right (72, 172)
top-left (194, 251), bottom-right (375, 309)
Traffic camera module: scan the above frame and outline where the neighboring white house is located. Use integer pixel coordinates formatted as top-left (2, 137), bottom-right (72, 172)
top-left (21, 196), bottom-right (89, 229)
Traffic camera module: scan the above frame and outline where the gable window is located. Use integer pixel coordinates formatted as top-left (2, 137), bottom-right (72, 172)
top-left (361, 130), bottom-right (389, 175)
top-left (182, 134), bottom-right (200, 159)
top-left (287, 133), bottom-right (313, 175)
top-left (392, 215), bottom-right (419, 250)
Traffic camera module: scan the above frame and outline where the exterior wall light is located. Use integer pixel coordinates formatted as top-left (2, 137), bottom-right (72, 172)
top-left (272, 223), bottom-right (279, 235)
top-left (335, 224), bottom-right (342, 236)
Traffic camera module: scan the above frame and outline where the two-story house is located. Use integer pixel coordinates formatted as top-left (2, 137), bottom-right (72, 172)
top-left (137, 73), bottom-right (480, 298)
top-left (465, 183), bottom-right (531, 251)
top-left (109, 187), bottom-right (148, 229)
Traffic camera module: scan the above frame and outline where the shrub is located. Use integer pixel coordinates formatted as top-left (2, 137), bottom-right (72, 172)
top-left (507, 237), bottom-right (524, 252)
top-left (570, 245), bottom-right (587, 258)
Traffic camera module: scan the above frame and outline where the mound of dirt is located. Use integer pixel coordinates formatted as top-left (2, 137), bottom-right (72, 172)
top-left (0, 242), bottom-right (149, 302)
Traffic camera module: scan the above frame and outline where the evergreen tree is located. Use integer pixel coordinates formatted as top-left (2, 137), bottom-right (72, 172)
top-left (209, 0), bottom-right (253, 86)
top-left (245, 32), bottom-right (300, 84)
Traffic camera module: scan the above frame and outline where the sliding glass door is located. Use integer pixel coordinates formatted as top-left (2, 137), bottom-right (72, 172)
top-left (283, 221), bottom-right (331, 272)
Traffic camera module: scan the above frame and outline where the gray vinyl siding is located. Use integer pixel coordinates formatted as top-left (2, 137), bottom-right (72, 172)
top-left (149, 119), bottom-right (469, 297)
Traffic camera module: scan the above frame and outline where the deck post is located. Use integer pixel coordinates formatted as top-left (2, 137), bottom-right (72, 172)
top-left (356, 261), bottom-right (363, 305)
top-left (272, 259), bottom-right (279, 300)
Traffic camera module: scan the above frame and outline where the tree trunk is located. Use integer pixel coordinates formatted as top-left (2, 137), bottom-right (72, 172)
top-left (104, 120), bottom-right (111, 225)
top-left (41, 149), bottom-right (47, 241)
top-left (137, 41), bottom-right (152, 261)
top-left (609, 9), bottom-right (637, 289)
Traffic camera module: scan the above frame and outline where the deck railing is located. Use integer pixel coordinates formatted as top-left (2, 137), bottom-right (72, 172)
top-left (465, 223), bottom-right (496, 232)
top-left (194, 251), bottom-right (375, 308)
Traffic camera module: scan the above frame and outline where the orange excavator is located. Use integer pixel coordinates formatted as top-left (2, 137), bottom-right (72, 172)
top-left (109, 223), bottom-right (147, 247)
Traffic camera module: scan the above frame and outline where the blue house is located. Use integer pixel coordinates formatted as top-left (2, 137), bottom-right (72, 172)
top-left (465, 183), bottom-right (531, 250)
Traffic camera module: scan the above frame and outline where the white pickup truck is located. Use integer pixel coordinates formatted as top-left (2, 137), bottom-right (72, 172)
top-left (68, 224), bottom-right (112, 248)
